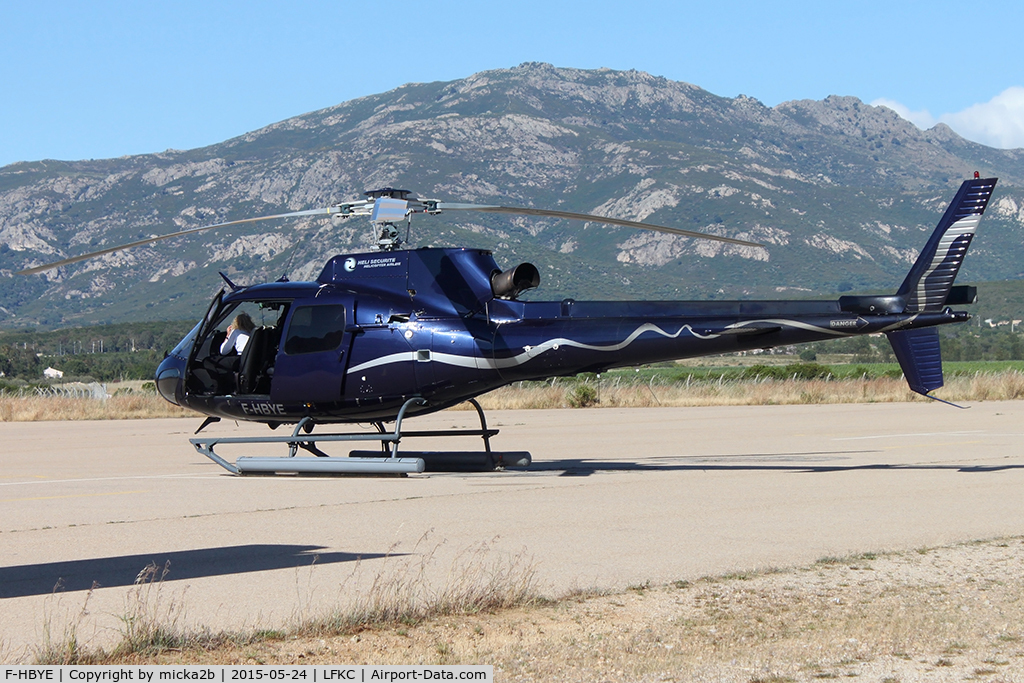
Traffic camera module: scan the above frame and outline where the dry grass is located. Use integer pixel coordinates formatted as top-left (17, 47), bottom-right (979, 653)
top-left (4, 372), bottom-right (1024, 422)
top-left (33, 562), bottom-right (209, 664)
top-left (466, 371), bottom-right (1024, 410)
top-left (29, 534), bottom-right (540, 665)
top-left (108, 562), bottom-right (200, 660)
top-left (0, 393), bottom-right (190, 421)
top-left (33, 583), bottom-right (103, 665)
top-left (26, 537), bottom-right (1024, 681)
top-left (477, 538), bottom-right (1024, 682)
top-left (296, 535), bottom-right (540, 642)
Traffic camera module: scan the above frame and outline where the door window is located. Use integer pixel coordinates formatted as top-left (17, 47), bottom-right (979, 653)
top-left (283, 305), bottom-right (347, 355)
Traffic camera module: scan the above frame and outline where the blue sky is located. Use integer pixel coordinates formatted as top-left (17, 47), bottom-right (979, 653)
top-left (1, 0), bottom-right (1022, 168)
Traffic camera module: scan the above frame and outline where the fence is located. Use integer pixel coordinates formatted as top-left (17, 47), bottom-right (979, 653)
top-left (30, 383), bottom-right (111, 400)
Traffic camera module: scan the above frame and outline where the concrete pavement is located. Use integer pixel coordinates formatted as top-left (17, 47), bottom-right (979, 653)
top-left (2, 401), bottom-right (1023, 659)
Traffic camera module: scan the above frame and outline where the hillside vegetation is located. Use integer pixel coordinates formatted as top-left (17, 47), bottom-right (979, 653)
top-left (1, 64), bottom-right (1023, 328)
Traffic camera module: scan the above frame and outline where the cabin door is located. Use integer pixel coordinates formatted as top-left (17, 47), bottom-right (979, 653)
top-left (270, 302), bottom-right (350, 405)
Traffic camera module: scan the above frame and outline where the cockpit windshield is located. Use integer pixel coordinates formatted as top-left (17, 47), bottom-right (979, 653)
top-left (170, 321), bottom-right (202, 359)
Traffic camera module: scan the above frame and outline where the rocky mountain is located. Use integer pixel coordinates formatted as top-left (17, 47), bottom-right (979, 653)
top-left (2, 62), bottom-right (1024, 328)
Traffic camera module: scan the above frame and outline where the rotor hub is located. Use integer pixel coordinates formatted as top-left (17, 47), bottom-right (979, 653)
top-left (364, 187), bottom-right (416, 200)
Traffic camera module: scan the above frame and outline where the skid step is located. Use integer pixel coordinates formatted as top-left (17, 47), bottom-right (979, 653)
top-left (350, 450), bottom-right (532, 472)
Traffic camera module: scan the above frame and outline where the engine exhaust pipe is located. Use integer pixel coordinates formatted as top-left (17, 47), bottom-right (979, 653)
top-left (491, 263), bottom-right (540, 299)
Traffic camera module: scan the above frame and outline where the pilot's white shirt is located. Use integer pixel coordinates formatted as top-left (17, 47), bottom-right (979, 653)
top-left (220, 329), bottom-right (250, 355)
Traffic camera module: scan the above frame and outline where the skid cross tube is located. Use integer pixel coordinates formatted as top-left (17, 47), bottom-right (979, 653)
top-left (396, 398), bottom-right (496, 450)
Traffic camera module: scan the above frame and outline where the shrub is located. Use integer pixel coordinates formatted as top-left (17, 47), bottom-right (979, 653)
top-left (741, 362), bottom-right (832, 381)
top-left (741, 364), bottom-right (786, 380)
top-left (787, 362), bottom-right (832, 380)
top-left (566, 383), bottom-right (598, 408)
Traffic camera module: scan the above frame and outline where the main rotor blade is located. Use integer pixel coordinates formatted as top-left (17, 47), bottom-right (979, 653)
top-left (16, 207), bottom-right (336, 275)
top-left (433, 203), bottom-right (763, 248)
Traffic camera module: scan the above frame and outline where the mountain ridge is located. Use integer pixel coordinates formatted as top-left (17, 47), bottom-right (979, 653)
top-left (1, 62), bottom-right (1022, 328)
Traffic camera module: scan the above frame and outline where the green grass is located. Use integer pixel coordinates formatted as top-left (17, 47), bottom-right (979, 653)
top-left (587, 360), bottom-right (1024, 387)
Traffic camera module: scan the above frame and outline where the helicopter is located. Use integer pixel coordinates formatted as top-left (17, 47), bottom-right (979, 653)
top-left (18, 175), bottom-right (998, 475)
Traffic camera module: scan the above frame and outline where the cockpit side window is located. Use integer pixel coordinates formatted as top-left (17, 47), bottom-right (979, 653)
top-left (284, 305), bottom-right (346, 355)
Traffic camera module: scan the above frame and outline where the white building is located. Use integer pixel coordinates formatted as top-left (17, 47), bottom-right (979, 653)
top-left (43, 367), bottom-right (64, 379)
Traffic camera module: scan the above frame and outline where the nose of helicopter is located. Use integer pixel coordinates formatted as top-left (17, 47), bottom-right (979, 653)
top-left (155, 352), bottom-right (186, 405)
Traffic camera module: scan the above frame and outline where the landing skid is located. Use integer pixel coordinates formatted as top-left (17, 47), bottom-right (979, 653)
top-left (190, 397), bottom-right (531, 476)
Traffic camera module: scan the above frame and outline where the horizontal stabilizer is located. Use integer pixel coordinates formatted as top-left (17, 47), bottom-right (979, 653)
top-left (886, 327), bottom-right (944, 396)
top-left (944, 285), bottom-right (978, 306)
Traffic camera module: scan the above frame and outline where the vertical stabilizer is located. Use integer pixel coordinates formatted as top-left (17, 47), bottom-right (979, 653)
top-left (897, 177), bottom-right (997, 312)
top-left (886, 176), bottom-right (997, 402)
top-left (886, 327), bottom-right (944, 396)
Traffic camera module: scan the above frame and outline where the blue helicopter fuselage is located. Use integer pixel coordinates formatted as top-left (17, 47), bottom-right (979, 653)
top-left (155, 245), bottom-right (966, 425)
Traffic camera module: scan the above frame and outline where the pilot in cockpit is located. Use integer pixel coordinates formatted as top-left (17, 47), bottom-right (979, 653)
top-left (221, 313), bottom-right (255, 355)
top-left (202, 312), bottom-right (255, 394)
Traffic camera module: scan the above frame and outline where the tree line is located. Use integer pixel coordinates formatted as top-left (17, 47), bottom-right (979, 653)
top-left (799, 325), bottom-right (1024, 363)
top-left (0, 320), bottom-right (195, 383)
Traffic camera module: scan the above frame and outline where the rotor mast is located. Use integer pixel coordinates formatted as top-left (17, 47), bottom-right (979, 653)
top-left (362, 187), bottom-right (418, 251)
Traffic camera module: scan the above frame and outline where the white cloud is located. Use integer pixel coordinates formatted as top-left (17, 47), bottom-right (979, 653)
top-left (871, 98), bottom-right (937, 130)
top-left (872, 87), bottom-right (1024, 149)
top-left (941, 87), bottom-right (1024, 149)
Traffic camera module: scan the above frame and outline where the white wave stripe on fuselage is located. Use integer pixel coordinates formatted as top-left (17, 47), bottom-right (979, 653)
top-left (914, 214), bottom-right (980, 311)
top-left (723, 319), bottom-right (850, 336)
top-left (486, 322), bottom-right (720, 370)
top-left (346, 351), bottom-right (420, 375)
top-left (877, 313), bottom-right (920, 334)
top-left (345, 319), bottom-right (854, 376)
top-left (346, 323), bottom-right (718, 375)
